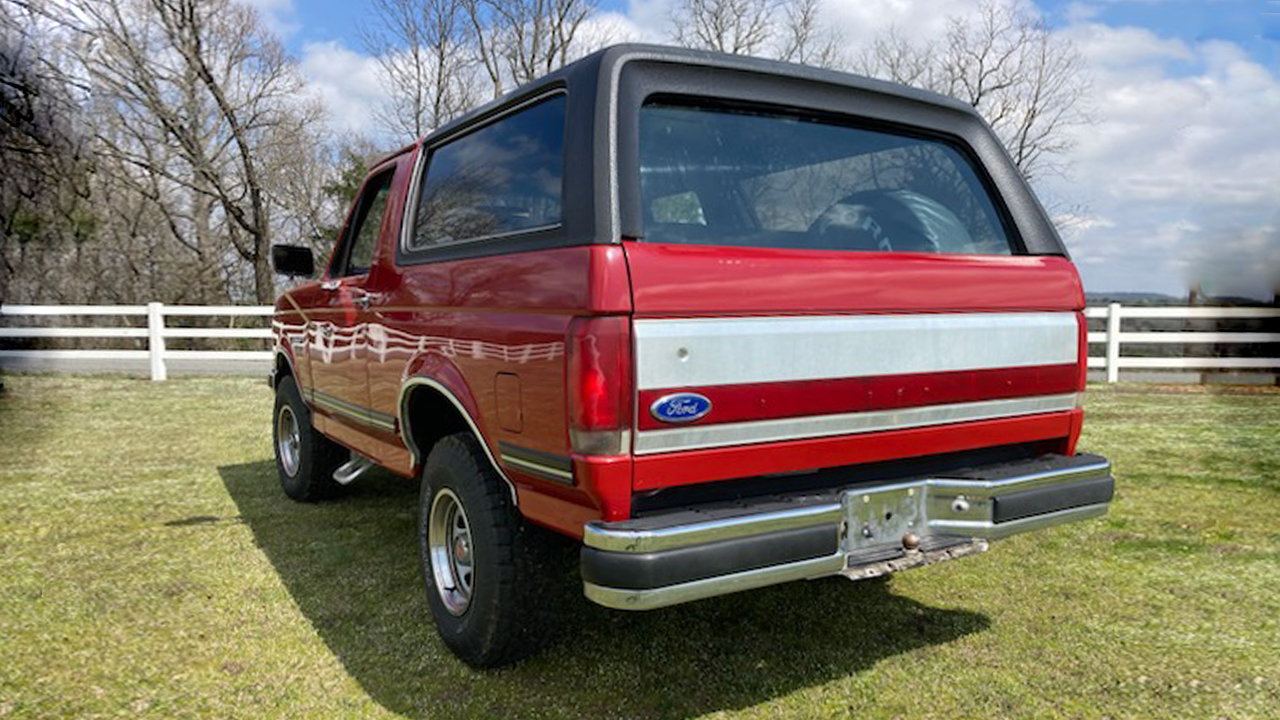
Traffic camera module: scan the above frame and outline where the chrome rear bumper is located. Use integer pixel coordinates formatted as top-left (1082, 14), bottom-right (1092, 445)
top-left (581, 454), bottom-right (1112, 610)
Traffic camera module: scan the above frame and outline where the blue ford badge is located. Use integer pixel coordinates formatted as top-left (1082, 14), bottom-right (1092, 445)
top-left (650, 393), bottom-right (712, 423)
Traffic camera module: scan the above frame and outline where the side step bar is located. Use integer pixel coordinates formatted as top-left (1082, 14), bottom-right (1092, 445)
top-left (333, 455), bottom-right (375, 485)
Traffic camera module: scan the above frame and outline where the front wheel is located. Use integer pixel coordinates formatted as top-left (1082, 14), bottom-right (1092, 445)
top-left (273, 376), bottom-right (347, 502)
top-left (418, 433), bottom-right (551, 668)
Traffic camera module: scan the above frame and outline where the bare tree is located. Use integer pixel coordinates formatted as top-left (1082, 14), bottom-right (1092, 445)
top-left (857, 0), bottom-right (1092, 182)
top-left (666, 0), bottom-right (846, 70)
top-left (777, 0), bottom-right (845, 69)
top-left (0, 0), bottom-right (96, 303)
top-left (668, 0), bottom-right (777, 56)
top-left (858, 27), bottom-right (938, 88)
top-left (464, 0), bottom-right (597, 98)
top-left (362, 0), bottom-right (478, 141)
top-left (72, 0), bottom-right (321, 303)
top-left (2, 0), bottom-right (344, 309)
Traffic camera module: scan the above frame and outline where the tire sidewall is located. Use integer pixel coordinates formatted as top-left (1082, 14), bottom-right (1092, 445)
top-left (418, 436), bottom-right (521, 664)
top-left (273, 376), bottom-right (328, 501)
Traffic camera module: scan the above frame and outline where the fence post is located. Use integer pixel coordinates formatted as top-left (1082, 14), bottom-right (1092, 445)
top-left (1105, 302), bottom-right (1122, 384)
top-left (147, 302), bottom-right (167, 381)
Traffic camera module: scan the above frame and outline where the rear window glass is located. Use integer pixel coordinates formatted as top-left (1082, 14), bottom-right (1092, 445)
top-left (638, 103), bottom-right (1017, 255)
top-left (409, 95), bottom-right (565, 250)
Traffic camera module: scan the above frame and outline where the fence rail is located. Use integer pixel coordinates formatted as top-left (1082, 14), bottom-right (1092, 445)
top-left (1085, 302), bottom-right (1280, 383)
top-left (0, 303), bottom-right (271, 381)
top-left (2, 302), bottom-right (1278, 382)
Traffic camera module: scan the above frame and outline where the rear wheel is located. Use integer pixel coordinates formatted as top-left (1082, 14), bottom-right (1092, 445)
top-left (273, 376), bottom-right (347, 502)
top-left (418, 433), bottom-right (551, 668)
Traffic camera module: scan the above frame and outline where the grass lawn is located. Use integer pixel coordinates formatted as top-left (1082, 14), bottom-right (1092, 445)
top-left (1, 376), bottom-right (1278, 719)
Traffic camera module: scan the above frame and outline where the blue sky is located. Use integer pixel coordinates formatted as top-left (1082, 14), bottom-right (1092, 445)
top-left (253, 0), bottom-right (1279, 299)
top-left (1047, 0), bottom-right (1278, 62)
top-left (279, 1), bottom-right (1278, 69)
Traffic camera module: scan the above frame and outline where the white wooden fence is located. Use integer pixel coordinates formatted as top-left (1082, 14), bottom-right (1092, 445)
top-left (0, 303), bottom-right (272, 381)
top-left (1086, 303), bottom-right (1280, 383)
top-left (1, 303), bottom-right (1278, 383)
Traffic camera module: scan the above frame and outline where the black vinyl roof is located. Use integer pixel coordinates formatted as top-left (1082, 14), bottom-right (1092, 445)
top-left (401, 44), bottom-right (1067, 261)
top-left (426, 44), bottom-right (981, 142)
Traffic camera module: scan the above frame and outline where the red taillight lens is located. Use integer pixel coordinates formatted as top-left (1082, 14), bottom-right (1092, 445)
top-left (567, 315), bottom-right (632, 455)
top-left (1076, 311), bottom-right (1089, 399)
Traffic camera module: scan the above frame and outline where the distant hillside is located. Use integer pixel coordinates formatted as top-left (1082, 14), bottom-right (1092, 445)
top-left (1086, 292), bottom-right (1276, 307)
top-left (1085, 292), bottom-right (1182, 305)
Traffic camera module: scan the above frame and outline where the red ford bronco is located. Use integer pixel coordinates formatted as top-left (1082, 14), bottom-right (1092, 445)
top-left (270, 45), bottom-right (1114, 667)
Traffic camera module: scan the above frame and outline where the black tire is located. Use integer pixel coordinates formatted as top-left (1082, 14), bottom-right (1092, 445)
top-left (273, 375), bottom-right (347, 502)
top-left (418, 433), bottom-right (552, 668)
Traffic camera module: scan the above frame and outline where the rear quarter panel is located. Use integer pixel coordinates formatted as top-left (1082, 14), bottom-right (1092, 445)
top-left (369, 245), bottom-right (633, 530)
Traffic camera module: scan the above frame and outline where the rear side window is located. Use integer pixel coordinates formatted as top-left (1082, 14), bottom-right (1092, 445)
top-left (409, 95), bottom-right (566, 250)
top-left (639, 103), bottom-right (1018, 255)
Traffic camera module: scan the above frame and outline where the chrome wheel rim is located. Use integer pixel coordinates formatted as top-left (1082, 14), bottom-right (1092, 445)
top-left (276, 405), bottom-right (301, 477)
top-left (428, 488), bottom-right (474, 616)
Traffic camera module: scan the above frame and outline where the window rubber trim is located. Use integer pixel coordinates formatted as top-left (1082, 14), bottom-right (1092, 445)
top-left (396, 89), bottom-right (570, 266)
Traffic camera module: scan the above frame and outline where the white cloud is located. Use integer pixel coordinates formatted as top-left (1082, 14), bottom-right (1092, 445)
top-left (297, 41), bottom-right (390, 138)
top-left (575, 10), bottom-right (654, 53)
top-left (1065, 2), bottom-right (1100, 24)
top-left (1067, 22), bottom-right (1195, 67)
top-left (625, 0), bottom-right (675, 40)
top-left (1046, 21), bottom-right (1280, 298)
top-left (822, 0), bottom-right (992, 47)
top-left (237, 0), bottom-right (299, 39)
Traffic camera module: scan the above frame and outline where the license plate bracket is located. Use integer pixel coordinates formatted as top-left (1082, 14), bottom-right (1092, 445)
top-left (842, 483), bottom-right (927, 552)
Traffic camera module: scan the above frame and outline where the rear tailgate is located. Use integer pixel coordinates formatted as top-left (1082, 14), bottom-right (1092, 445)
top-left (625, 243), bottom-right (1086, 490)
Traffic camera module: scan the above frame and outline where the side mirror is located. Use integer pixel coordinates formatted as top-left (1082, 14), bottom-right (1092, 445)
top-left (271, 244), bottom-right (315, 278)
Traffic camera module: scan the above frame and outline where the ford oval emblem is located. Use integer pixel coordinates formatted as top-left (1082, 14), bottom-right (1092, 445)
top-left (650, 393), bottom-right (712, 424)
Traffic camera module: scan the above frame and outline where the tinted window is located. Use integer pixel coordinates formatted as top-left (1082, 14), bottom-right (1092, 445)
top-left (337, 170), bottom-right (393, 276)
top-left (409, 95), bottom-right (566, 250)
top-left (651, 191), bottom-right (706, 225)
top-left (639, 103), bottom-right (1017, 255)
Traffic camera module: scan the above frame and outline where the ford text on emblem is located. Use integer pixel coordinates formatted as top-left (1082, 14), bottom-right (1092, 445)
top-left (650, 393), bottom-right (712, 423)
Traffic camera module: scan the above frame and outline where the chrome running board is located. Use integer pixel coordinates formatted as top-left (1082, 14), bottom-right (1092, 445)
top-left (333, 455), bottom-right (375, 485)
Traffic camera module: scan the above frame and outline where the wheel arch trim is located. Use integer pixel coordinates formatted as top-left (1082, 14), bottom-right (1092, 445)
top-left (398, 376), bottom-right (519, 505)
top-left (273, 347), bottom-right (299, 383)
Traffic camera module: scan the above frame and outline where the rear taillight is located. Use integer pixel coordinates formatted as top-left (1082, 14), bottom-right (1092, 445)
top-left (1076, 311), bottom-right (1089, 403)
top-left (567, 316), bottom-right (632, 455)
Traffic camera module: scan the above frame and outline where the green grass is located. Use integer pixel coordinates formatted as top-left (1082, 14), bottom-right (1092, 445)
top-left (1, 376), bottom-right (1279, 719)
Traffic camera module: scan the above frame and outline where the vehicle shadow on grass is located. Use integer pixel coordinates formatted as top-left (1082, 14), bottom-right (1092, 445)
top-left (220, 460), bottom-right (990, 720)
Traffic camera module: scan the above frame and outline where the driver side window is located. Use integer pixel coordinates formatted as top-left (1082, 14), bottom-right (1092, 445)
top-left (335, 170), bottom-right (394, 277)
